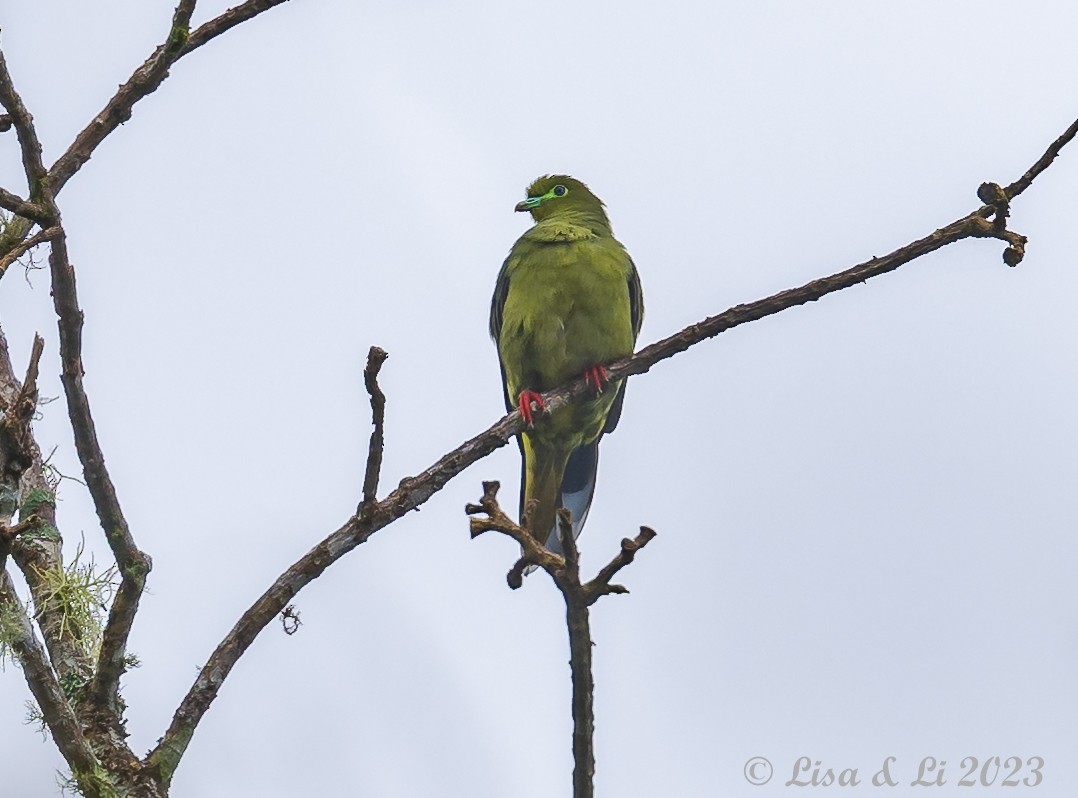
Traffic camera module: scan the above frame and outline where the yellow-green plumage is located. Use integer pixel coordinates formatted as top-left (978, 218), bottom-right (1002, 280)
top-left (490, 175), bottom-right (643, 557)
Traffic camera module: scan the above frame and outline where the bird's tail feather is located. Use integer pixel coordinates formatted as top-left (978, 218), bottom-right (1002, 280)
top-left (521, 441), bottom-right (599, 575)
top-left (544, 442), bottom-right (599, 554)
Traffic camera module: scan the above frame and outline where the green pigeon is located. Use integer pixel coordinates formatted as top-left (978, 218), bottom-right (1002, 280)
top-left (489, 175), bottom-right (643, 561)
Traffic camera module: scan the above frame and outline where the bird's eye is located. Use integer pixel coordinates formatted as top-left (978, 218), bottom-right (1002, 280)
top-left (552, 184), bottom-right (567, 197)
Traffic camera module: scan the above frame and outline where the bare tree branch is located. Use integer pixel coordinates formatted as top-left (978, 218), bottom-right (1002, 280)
top-left (0, 330), bottom-right (97, 691)
top-left (45, 232), bottom-right (151, 712)
top-left (551, 512), bottom-right (597, 798)
top-left (582, 526), bottom-right (656, 605)
top-left (46, 0), bottom-right (196, 192)
top-left (1, 1), bottom-right (292, 263)
top-left (466, 486), bottom-right (656, 798)
top-left (0, 333), bottom-right (42, 480)
top-left (183, 0), bottom-right (294, 54)
top-left (0, 377), bottom-right (98, 787)
top-left (0, 46), bottom-right (48, 194)
top-left (0, 571), bottom-right (100, 785)
top-left (0, 188), bottom-right (48, 224)
top-left (0, 330), bottom-right (40, 572)
top-left (359, 346), bottom-right (389, 514)
top-left (1004, 117), bottom-right (1078, 200)
top-left (48, 0), bottom-right (293, 194)
top-left (0, 224), bottom-right (60, 280)
top-left (467, 481), bottom-right (564, 585)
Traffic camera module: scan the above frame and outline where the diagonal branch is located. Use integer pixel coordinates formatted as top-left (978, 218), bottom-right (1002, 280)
top-left (47, 0), bottom-right (197, 193)
top-left (582, 527), bottom-right (657, 605)
top-left (183, 0), bottom-right (295, 54)
top-left (0, 45), bottom-right (48, 195)
top-left (0, 188), bottom-right (48, 225)
top-left (0, 224), bottom-right (61, 279)
top-left (48, 0), bottom-right (292, 194)
top-left (0, 570), bottom-right (100, 782)
top-left (145, 114), bottom-right (1076, 787)
top-left (568, 211), bottom-right (1018, 409)
top-left (1004, 117), bottom-right (1078, 200)
top-left (46, 232), bottom-right (151, 712)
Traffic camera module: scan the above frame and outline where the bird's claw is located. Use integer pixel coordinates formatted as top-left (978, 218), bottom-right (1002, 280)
top-left (517, 390), bottom-right (546, 426)
top-left (584, 364), bottom-right (609, 394)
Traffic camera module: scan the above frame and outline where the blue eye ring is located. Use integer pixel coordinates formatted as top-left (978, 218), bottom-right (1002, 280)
top-left (552, 184), bottom-right (567, 197)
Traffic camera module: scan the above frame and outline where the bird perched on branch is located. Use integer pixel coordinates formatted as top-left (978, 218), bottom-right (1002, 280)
top-left (490, 175), bottom-right (643, 563)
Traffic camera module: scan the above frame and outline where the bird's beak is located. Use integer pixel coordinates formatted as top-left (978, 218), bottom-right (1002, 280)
top-left (515, 196), bottom-right (542, 212)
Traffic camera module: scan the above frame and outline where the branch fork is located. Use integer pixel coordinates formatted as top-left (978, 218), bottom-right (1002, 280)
top-left (466, 482), bottom-right (655, 798)
top-left (465, 480), bottom-right (656, 599)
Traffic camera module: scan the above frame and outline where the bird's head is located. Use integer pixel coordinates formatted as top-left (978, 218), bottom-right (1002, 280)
top-left (515, 175), bottom-right (609, 226)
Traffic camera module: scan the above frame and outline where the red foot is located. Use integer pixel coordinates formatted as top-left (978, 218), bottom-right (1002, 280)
top-left (517, 390), bottom-right (546, 426)
top-left (583, 364), bottom-right (609, 394)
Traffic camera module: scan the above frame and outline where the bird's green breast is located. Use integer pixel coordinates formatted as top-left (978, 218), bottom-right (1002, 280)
top-left (497, 230), bottom-right (636, 401)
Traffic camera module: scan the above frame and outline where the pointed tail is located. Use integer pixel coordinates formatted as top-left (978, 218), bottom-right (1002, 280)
top-left (543, 441), bottom-right (599, 555)
top-left (520, 440), bottom-right (600, 574)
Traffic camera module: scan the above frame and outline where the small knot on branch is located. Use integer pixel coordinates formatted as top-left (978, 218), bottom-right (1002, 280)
top-left (978, 181), bottom-right (1011, 237)
top-left (977, 181), bottom-right (1010, 226)
top-left (974, 182), bottom-right (1028, 268)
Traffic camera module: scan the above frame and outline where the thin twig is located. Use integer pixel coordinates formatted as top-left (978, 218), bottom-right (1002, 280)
top-left (582, 527), bottom-right (657, 605)
top-left (1004, 117), bottom-right (1078, 200)
top-left (467, 481), bottom-right (564, 585)
top-left (0, 225), bottom-right (61, 279)
top-left (47, 1), bottom-right (196, 192)
top-left (183, 0), bottom-right (294, 55)
top-left (359, 346), bottom-right (389, 513)
top-left (48, 0), bottom-right (294, 193)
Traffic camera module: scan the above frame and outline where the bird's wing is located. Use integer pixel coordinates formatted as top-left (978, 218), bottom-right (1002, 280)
top-left (602, 254), bottom-right (644, 435)
top-left (628, 253), bottom-right (645, 339)
top-left (489, 253), bottom-right (514, 414)
top-left (490, 251), bottom-right (529, 518)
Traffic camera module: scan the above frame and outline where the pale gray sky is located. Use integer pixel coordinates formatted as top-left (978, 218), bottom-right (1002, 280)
top-left (1, 2), bottom-right (1077, 796)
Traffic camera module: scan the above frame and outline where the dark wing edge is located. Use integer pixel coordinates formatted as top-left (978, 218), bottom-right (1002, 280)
top-left (602, 255), bottom-right (644, 436)
top-left (628, 254), bottom-right (644, 340)
top-left (490, 254), bottom-right (527, 515)
top-left (490, 255), bottom-right (514, 414)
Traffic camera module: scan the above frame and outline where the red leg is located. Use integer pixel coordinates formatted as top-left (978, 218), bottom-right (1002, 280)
top-left (517, 390), bottom-right (546, 426)
top-left (583, 364), bottom-right (609, 394)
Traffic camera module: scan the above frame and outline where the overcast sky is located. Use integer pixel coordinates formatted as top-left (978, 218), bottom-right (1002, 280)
top-left (2, 2), bottom-right (1077, 796)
